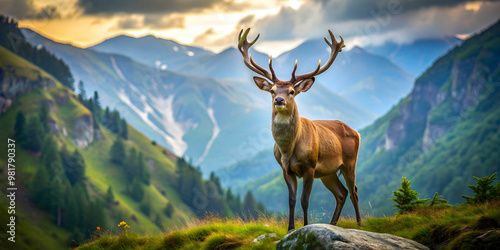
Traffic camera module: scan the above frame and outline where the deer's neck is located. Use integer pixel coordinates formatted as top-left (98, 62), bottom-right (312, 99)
top-left (271, 102), bottom-right (301, 154)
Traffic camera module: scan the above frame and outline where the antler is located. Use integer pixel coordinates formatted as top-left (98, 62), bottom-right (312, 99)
top-left (238, 28), bottom-right (279, 82)
top-left (290, 30), bottom-right (345, 84)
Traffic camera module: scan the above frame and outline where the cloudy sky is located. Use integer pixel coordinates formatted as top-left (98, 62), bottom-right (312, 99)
top-left (1, 0), bottom-right (499, 55)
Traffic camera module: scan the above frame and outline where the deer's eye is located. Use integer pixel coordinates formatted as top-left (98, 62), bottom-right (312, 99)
top-left (289, 90), bottom-right (295, 95)
top-left (270, 89), bottom-right (275, 94)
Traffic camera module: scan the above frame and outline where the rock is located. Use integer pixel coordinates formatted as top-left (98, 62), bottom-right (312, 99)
top-left (276, 224), bottom-right (428, 250)
top-left (0, 76), bottom-right (56, 114)
top-left (72, 115), bottom-right (94, 148)
top-left (253, 233), bottom-right (277, 243)
top-left (44, 100), bottom-right (55, 112)
top-left (55, 89), bottom-right (70, 105)
top-left (94, 127), bottom-right (104, 140)
top-left (48, 117), bottom-right (59, 133)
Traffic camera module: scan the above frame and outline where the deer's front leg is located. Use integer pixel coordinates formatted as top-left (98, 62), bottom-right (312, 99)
top-left (283, 169), bottom-right (297, 232)
top-left (301, 167), bottom-right (314, 226)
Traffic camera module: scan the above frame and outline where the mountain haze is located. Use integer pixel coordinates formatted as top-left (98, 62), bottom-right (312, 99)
top-left (22, 29), bottom-right (375, 172)
top-left (89, 34), bottom-right (214, 69)
top-left (365, 37), bottom-right (463, 77)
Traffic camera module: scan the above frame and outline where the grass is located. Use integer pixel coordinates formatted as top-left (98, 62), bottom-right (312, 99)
top-left (0, 45), bottom-right (53, 80)
top-left (78, 200), bottom-right (500, 249)
top-left (78, 216), bottom-right (291, 250)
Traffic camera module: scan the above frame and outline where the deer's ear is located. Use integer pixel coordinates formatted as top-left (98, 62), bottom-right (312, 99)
top-left (294, 77), bottom-right (315, 93)
top-left (253, 77), bottom-right (273, 92)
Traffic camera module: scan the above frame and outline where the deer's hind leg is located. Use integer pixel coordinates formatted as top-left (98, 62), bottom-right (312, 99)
top-left (320, 172), bottom-right (348, 225)
top-left (341, 161), bottom-right (361, 226)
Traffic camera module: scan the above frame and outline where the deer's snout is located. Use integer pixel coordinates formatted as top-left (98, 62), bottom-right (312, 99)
top-left (274, 97), bottom-right (286, 106)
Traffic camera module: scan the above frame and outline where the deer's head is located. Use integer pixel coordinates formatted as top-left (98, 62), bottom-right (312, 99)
top-left (238, 28), bottom-right (345, 113)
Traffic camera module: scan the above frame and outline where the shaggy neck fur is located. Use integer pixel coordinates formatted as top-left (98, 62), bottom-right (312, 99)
top-left (272, 101), bottom-right (301, 154)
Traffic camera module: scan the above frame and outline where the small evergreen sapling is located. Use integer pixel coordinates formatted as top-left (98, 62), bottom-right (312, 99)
top-left (428, 192), bottom-right (448, 207)
top-left (389, 177), bottom-right (429, 214)
top-left (462, 172), bottom-right (499, 204)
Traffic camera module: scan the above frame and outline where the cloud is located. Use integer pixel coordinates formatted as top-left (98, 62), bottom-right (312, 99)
top-left (77, 0), bottom-right (248, 15)
top-left (111, 15), bottom-right (185, 30)
top-left (0, 0), bottom-right (35, 19)
top-left (231, 0), bottom-right (500, 46)
top-left (314, 0), bottom-right (492, 22)
top-left (0, 0), bottom-right (62, 20)
top-left (237, 14), bottom-right (254, 26)
top-left (193, 28), bottom-right (217, 44)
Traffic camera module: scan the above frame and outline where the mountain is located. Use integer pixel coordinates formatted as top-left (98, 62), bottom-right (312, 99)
top-left (176, 46), bottom-right (272, 80)
top-left (0, 21), bottom-right (261, 249)
top-left (231, 19), bottom-right (500, 216)
top-left (177, 40), bottom-right (414, 116)
top-left (89, 34), bottom-right (214, 68)
top-left (274, 41), bottom-right (415, 116)
top-left (21, 29), bottom-right (375, 173)
top-left (365, 37), bottom-right (463, 77)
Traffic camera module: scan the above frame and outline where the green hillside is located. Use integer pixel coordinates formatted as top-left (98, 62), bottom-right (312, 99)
top-left (354, 19), bottom-right (500, 215)
top-left (0, 31), bottom-right (264, 249)
top-left (0, 77), bottom-right (192, 249)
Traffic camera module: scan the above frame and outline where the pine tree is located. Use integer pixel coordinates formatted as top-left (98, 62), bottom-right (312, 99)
top-left (40, 135), bottom-right (61, 173)
top-left (105, 185), bottom-right (116, 206)
top-left (78, 81), bottom-right (86, 100)
top-left (462, 172), bottom-right (499, 204)
top-left (22, 116), bottom-right (43, 152)
top-left (73, 183), bottom-right (89, 230)
top-left (226, 188), bottom-right (242, 216)
top-left (128, 177), bottom-right (145, 201)
top-left (31, 165), bottom-right (50, 209)
top-left (110, 138), bottom-right (126, 165)
top-left (14, 111), bottom-right (25, 139)
top-left (138, 152), bottom-right (150, 185)
top-left (64, 150), bottom-right (85, 185)
top-left (243, 191), bottom-right (258, 219)
top-left (64, 189), bottom-right (78, 230)
top-left (86, 199), bottom-right (106, 233)
top-left (93, 91), bottom-right (100, 107)
top-left (428, 192), bottom-right (448, 206)
top-left (126, 148), bottom-right (137, 182)
top-left (120, 119), bottom-right (128, 139)
top-left (104, 107), bottom-right (111, 126)
top-left (39, 101), bottom-right (49, 133)
top-left (49, 177), bottom-right (65, 227)
top-left (389, 177), bottom-right (429, 214)
top-left (164, 203), bottom-right (174, 218)
top-left (110, 111), bottom-right (120, 133)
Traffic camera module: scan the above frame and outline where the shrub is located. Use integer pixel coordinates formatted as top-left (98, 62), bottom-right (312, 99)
top-left (389, 177), bottom-right (429, 214)
top-left (428, 192), bottom-right (448, 207)
top-left (462, 172), bottom-right (499, 204)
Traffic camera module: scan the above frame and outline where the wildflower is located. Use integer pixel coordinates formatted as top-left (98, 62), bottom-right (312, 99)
top-left (96, 226), bottom-right (101, 230)
top-left (118, 221), bottom-right (130, 233)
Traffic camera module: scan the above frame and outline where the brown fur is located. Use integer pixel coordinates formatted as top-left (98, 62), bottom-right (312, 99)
top-left (263, 80), bottom-right (362, 231)
top-left (239, 28), bottom-right (357, 231)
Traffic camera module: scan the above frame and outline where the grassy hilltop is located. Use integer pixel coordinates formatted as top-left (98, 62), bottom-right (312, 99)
top-left (77, 200), bottom-right (500, 249)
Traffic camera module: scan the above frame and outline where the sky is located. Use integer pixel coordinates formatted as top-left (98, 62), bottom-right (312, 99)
top-left (1, 0), bottom-right (499, 56)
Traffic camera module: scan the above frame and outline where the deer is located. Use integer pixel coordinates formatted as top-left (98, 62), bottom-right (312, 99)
top-left (238, 28), bottom-right (361, 232)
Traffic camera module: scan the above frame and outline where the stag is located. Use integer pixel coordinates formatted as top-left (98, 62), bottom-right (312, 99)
top-left (238, 28), bottom-right (361, 231)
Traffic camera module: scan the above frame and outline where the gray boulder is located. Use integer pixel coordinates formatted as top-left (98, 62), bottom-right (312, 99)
top-left (276, 224), bottom-right (428, 250)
